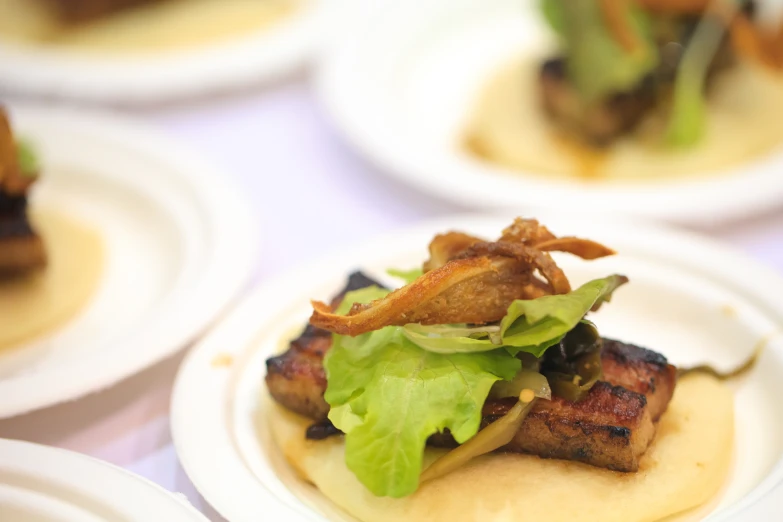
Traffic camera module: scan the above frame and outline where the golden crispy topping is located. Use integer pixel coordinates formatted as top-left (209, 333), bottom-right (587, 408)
top-left (309, 219), bottom-right (615, 336)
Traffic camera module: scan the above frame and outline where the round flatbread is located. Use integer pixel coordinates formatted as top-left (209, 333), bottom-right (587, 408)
top-left (269, 374), bottom-right (733, 522)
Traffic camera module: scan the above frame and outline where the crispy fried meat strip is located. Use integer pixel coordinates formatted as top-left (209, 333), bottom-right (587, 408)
top-left (311, 257), bottom-right (534, 334)
top-left (423, 232), bottom-right (481, 272)
top-left (309, 219), bottom-right (614, 336)
top-left (456, 241), bottom-right (571, 294)
top-left (499, 218), bottom-right (557, 244)
top-left (535, 237), bottom-right (616, 259)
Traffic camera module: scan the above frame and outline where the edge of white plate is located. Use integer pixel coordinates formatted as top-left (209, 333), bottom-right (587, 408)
top-left (0, 438), bottom-right (209, 521)
top-left (171, 211), bottom-right (783, 522)
top-left (0, 0), bottom-right (325, 104)
top-left (315, 0), bottom-right (783, 225)
top-left (0, 104), bottom-right (259, 418)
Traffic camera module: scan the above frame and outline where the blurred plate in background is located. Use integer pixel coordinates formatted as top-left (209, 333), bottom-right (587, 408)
top-left (0, 0), bottom-right (324, 104)
top-left (0, 105), bottom-right (257, 418)
top-left (0, 438), bottom-right (208, 521)
top-left (317, 0), bottom-right (783, 224)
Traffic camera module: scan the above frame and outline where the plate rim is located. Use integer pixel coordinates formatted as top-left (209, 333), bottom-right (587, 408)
top-left (0, 0), bottom-right (324, 103)
top-left (315, 0), bottom-right (783, 225)
top-left (0, 437), bottom-right (209, 521)
top-left (170, 211), bottom-right (783, 522)
top-left (0, 103), bottom-right (259, 418)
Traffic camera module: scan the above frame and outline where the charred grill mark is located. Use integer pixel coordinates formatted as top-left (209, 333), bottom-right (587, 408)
top-left (573, 447), bottom-right (591, 459)
top-left (306, 419), bottom-right (342, 440)
top-left (603, 338), bottom-right (669, 366)
top-left (608, 426), bottom-right (632, 439)
top-left (601, 338), bottom-right (677, 422)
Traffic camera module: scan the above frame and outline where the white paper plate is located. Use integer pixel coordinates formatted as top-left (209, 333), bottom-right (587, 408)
top-left (317, 0), bottom-right (783, 224)
top-left (171, 213), bottom-right (783, 521)
top-left (0, 438), bottom-right (209, 521)
top-left (0, 105), bottom-right (257, 418)
top-left (0, 1), bottom-right (323, 104)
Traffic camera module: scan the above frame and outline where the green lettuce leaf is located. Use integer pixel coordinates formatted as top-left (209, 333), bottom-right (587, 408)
top-left (396, 275), bottom-right (627, 356)
top-left (499, 275), bottom-right (627, 356)
top-left (401, 325), bottom-right (501, 353)
top-left (324, 329), bottom-right (520, 497)
top-left (541, 0), bottom-right (658, 101)
top-left (401, 322), bottom-right (503, 353)
top-left (16, 139), bottom-right (39, 178)
top-left (386, 267), bottom-right (423, 284)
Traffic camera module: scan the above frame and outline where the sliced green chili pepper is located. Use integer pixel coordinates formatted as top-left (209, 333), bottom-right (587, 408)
top-left (541, 320), bottom-right (603, 402)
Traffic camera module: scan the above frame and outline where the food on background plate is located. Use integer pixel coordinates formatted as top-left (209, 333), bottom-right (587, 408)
top-left (265, 218), bottom-right (749, 521)
top-left (44, 0), bottom-right (168, 24)
top-left (0, 0), bottom-right (301, 53)
top-left (0, 108), bottom-right (104, 351)
top-left (465, 0), bottom-right (783, 180)
top-left (0, 108), bottom-right (46, 275)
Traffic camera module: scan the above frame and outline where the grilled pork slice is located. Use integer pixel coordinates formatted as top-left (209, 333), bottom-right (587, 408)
top-left (482, 339), bottom-right (676, 472)
top-left (539, 58), bottom-right (657, 147)
top-left (267, 323), bottom-right (331, 420)
top-left (266, 272), bottom-right (386, 419)
top-left (266, 273), bottom-right (677, 472)
top-left (0, 194), bottom-right (45, 276)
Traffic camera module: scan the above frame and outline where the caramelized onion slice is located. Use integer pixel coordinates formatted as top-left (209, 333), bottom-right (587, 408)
top-left (420, 392), bottom-right (538, 485)
top-left (490, 370), bottom-right (551, 400)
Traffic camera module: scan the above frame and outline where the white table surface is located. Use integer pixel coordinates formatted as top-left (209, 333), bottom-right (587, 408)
top-left (1, 73), bottom-right (782, 521)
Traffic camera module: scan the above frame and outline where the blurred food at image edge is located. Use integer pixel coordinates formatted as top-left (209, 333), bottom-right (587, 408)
top-left (465, 0), bottom-right (783, 180)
